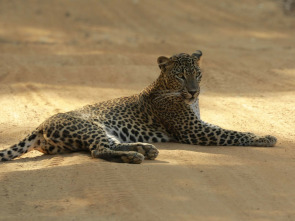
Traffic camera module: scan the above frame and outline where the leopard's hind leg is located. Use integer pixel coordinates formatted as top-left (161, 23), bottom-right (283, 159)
top-left (109, 143), bottom-right (159, 160)
top-left (40, 113), bottom-right (145, 164)
top-left (89, 131), bottom-right (145, 164)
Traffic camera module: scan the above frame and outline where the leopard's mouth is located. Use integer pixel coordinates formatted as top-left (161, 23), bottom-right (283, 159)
top-left (184, 97), bottom-right (196, 104)
top-left (182, 91), bottom-right (199, 104)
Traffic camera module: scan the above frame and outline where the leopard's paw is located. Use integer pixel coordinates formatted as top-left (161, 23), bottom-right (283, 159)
top-left (253, 135), bottom-right (277, 147)
top-left (144, 145), bottom-right (159, 160)
top-left (136, 143), bottom-right (159, 160)
top-left (121, 152), bottom-right (144, 164)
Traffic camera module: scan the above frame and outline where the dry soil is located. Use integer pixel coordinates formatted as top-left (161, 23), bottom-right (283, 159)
top-left (0, 1), bottom-right (295, 221)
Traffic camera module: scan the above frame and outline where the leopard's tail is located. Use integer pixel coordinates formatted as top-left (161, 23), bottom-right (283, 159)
top-left (0, 130), bottom-right (42, 161)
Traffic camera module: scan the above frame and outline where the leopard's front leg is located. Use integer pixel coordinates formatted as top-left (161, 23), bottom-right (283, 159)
top-left (176, 120), bottom-right (277, 147)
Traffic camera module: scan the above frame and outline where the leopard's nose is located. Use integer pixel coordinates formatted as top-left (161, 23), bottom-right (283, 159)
top-left (188, 90), bottom-right (197, 96)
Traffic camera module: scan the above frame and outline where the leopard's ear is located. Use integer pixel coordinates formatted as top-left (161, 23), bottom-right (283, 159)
top-left (192, 50), bottom-right (203, 65)
top-left (157, 56), bottom-right (172, 71)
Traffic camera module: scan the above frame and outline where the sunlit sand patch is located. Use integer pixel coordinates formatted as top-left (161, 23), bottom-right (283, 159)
top-left (0, 153), bottom-right (88, 173)
top-left (0, 24), bottom-right (65, 44)
top-left (246, 31), bottom-right (289, 39)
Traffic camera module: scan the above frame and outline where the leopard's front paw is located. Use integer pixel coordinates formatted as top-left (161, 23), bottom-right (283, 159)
top-left (253, 135), bottom-right (277, 147)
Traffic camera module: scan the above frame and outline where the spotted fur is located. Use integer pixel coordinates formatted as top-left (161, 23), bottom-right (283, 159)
top-left (0, 51), bottom-right (277, 164)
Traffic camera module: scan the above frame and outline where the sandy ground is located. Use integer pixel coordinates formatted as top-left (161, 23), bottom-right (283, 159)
top-left (0, 0), bottom-right (295, 220)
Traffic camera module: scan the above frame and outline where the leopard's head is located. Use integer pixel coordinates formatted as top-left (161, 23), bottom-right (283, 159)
top-left (157, 51), bottom-right (202, 104)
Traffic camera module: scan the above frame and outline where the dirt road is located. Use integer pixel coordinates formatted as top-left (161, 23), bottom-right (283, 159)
top-left (0, 0), bottom-right (295, 220)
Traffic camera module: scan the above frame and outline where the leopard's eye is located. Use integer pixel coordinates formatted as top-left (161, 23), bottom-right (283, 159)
top-left (177, 74), bottom-right (185, 80)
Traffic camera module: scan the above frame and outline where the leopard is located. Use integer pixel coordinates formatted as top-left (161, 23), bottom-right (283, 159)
top-left (0, 50), bottom-right (277, 164)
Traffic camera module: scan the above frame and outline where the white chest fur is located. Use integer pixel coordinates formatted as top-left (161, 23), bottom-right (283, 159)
top-left (190, 98), bottom-right (201, 119)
